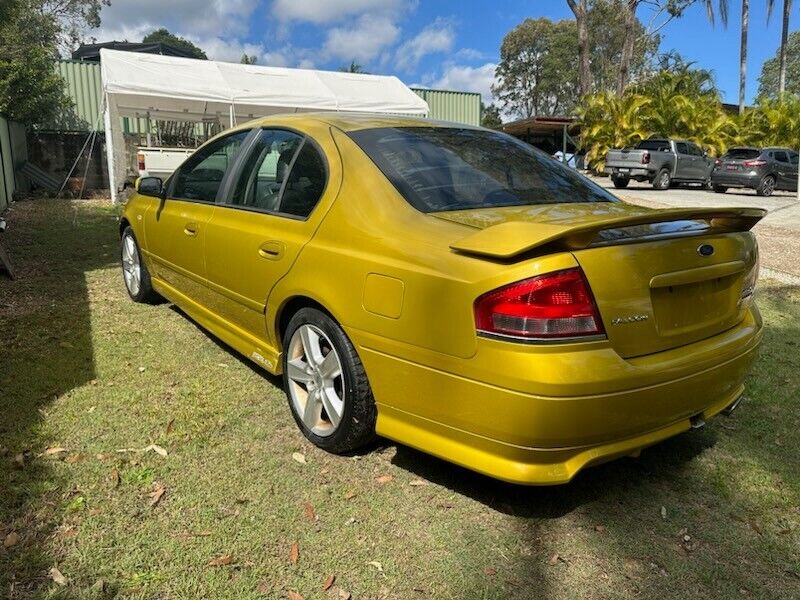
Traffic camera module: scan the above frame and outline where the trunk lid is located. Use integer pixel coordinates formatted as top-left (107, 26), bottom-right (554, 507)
top-left (437, 202), bottom-right (764, 358)
top-left (606, 149), bottom-right (650, 169)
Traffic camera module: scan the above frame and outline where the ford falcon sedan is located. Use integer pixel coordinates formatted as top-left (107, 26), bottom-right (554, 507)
top-left (120, 113), bottom-right (764, 485)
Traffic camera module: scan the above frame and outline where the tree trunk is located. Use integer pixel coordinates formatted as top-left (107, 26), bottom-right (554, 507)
top-left (779, 0), bottom-right (791, 95)
top-left (739, 0), bottom-right (749, 114)
top-left (567, 0), bottom-right (591, 97)
top-left (617, 0), bottom-right (639, 96)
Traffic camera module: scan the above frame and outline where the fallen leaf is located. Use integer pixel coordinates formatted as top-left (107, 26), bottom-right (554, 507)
top-left (64, 453), bottom-right (84, 464)
top-left (207, 554), bottom-right (235, 567)
top-left (59, 341), bottom-right (74, 349)
top-left (749, 520), bottom-right (763, 535)
top-left (166, 418), bottom-right (175, 435)
top-left (368, 560), bottom-right (384, 573)
top-left (49, 567), bottom-right (68, 586)
top-left (288, 591), bottom-right (305, 600)
top-left (375, 474), bottom-right (393, 485)
top-left (323, 574), bottom-right (336, 590)
top-left (303, 501), bottom-right (317, 522)
top-left (144, 444), bottom-right (168, 458)
top-left (548, 553), bottom-right (561, 566)
top-left (148, 485), bottom-right (166, 507)
top-left (255, 580), bottom-right (271, 594)
top-left (138, 366), bottom-right (146, 373)
top-left (3, 532), bottom-right (19, 548)
top-left (319, 467), bottom-right (330, 476)
top-left (96, 453), bottom-right (112, 460)
top-left (290, 542), bottom-right (299, 564)
top-left (43, 447), bottom-right (68, 457)
top-left (292, 452), bottom-right (307, 465)
top-left (484, 567), bottom-right (497, 576)
top-left (594, 525), bottom-right (606, 533)
top-left (660, 506), bottom-right (667, 519)
top-left (409, 479), bottom-right (428, 487)
top-left (14, 453), bottom-right (24, 468)
top-left (338, 590), bottom-right (352, 600)
top-left (344, 490), bottom-right (357, 500)
top-left (110, 468), bottom-right (120, 488)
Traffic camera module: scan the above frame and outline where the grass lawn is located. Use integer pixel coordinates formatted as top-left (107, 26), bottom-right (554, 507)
top-left (1, 198), bottom-right (798, 599)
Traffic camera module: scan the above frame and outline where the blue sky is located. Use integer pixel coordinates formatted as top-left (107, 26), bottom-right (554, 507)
top-left (94, 0), bottom-right (794, 110)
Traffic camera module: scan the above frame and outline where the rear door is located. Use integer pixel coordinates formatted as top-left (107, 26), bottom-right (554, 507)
top-left (686, 142), bottom-right (710, 180)
top-left (772, 150), bottom-right (792, 189)
top-left (204, 128), bottom-right (333, 346)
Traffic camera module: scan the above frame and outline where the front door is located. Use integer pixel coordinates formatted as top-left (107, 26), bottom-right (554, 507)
top-left (143, 129), bottom-right (251, 303)
top-left (204, 128), bottom-right (330, 350)
top-left (675, 142), bottom-right (693, 180)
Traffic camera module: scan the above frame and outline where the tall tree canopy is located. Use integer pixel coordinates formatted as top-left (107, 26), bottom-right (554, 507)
top-left (142, 28), bottom-right (208, 60)
top-left (757, 30), bottom-right (800, 98)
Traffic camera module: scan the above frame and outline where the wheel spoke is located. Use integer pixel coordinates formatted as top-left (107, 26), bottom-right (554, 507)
top-left (302, 390), bottom-right (321, 428)
top-left (319, 386), bottom-right (342, 428)
top-left (299, 326), bottom-right (323, 366)
top-left (318, 351), bottom-right (341, 380)
top-left (286, 358), bottom-right (313, 384)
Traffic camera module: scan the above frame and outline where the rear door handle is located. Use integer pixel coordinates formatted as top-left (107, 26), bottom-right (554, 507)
top-left (184, 222), bottom-right (198, 236)
top-left (258, 240), bottom-right (284, 260)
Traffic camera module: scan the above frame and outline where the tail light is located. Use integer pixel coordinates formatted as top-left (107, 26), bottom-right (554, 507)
top-left (474, 268), bottom-right (605, 341)
top-left (137, 153), bottom-right (146, 171)
top-left (743, 160), bottom-right (767, 168)
top-left (740, 245), bottom-right (760, 303)
top-left (641, 151), bottom-right (650, 165)
top-left (715, 159), bottom-right (723, 166)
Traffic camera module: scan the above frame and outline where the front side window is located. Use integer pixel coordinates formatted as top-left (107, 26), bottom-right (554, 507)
top-left (687, 143), bottom-right (704, 157)
top-left (773, 150), bottom-right (789, 164)
top-left (348, 127), bottom-right (617, 213)
top-left (172, 130), bottom-right (250, 202)
top-left (675, 142), bottom-right (689, 155)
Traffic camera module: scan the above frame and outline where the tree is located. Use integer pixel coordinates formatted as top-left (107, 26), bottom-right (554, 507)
top-left (339, 60), bottom-right (367, 73)
top-left (757, 30), bottom-right (800, 98)
top-left (566, 0), bottom-right (591, 98)
top-left (493, 18), bottom-right (579, 118)
top-left (0, 0), bottom-right (71, 126)
top-left (481, 103), bottom-right (503, 128)
top-left (36, 0), bottom-right (110, 51)
top-left (240, 53), bottom-right (257, 65)
top-left (769, 0), bottom-right (793, 95)
top-left (617, 0), bottom-right (641, 95)
top-left (142, 28), bottom-right (208, 60)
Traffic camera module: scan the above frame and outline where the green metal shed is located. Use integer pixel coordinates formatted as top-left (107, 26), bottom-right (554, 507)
top-left (410, 88), bottom-right (482, 126)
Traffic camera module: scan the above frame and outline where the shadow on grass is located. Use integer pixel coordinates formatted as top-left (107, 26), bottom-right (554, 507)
top-left (0, 199), bottom-right (117, 597)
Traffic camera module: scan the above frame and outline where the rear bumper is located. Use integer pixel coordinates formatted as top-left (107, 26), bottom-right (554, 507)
top-left (361, 307), bottom-right (763, 485)
top-left (711, 171), bottom-right (761, 188)
top-left (605, 167), bottom-right (651, 180)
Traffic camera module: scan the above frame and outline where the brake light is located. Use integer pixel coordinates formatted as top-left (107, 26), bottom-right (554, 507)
top-left (474, 268), bottom-right (605, 340)
top-left (137, 153), bottom-right (145, 171)
top-left (740, 245), bottom-right (760, 302)
top-left (743, 160), bottom-right (767, 168)
top-left (715, 159), bottom-right (723, 166)
top-left (641, 151), bottom-right (650, 165)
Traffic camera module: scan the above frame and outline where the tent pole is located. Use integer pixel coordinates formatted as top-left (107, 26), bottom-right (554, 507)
top-left (102, 92), bottom-right (118, 203)
top-left (145, 111), bottom-right (152, 147)
top-left (229, 104), bottom-right (235, 128)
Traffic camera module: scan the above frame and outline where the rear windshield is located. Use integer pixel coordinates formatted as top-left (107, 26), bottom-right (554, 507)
top-left (723, 148), bottom-right (761, 160)
top-left (348, 127), bottom-right (617, 213)
top-left (636, 140), bottom-right (671, 152)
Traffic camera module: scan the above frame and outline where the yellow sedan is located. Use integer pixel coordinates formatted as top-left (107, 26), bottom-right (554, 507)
top-left (120, 113), bottom-right (764, 485)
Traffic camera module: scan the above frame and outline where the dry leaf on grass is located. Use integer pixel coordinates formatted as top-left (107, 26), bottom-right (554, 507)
top-left (207, 554), bottom-right (234, 567)
top-left (344, 490), bottom-right (357, 500)
top-left (368, 560), bottom-right (384, 573)
top-left (375, 475), bottom-right (393, 485)
top-left (292, 452), bottom-right (307, 464)
top-left (548, 553), bottom-right (561, 566)
top-left (303, 501), bottom-right (317, 522)
top-left (49, 567), bottom-right (68, 586)
top-left (409, 479), bottom-right (428, 487)
top-left (288, 592), bottom-right (305, 600)
top-left (3, 532), bottom-right (19, 548)
top-left (148, 485), bottom-right (166, 507)
top-left (484, 567), bottom-right (497, 576)
top-left (42, 447), bottom-right (68, 457)
top-left (290, 542), bottom-right (299, 564)
top-left (166, 418), bottom-right (175, 435)
top-left (144, 444), bottom-right (168, 458)
top-left (14, 453), bottom-right (24, 468)
top-left (255, 580), bottom-right (271, 594)
top-left (660, 506), bottom-right (667, 519)
top-left (322, 574), bottom-right (336, 590)
top-left (594, 525), bottom-right (606, 533)
top-left (110, 468), bottom-right (120, 488)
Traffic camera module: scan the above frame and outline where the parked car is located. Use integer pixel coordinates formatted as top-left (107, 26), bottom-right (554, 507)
top-left (121, 114), bottom-right (764, 485)
top-left (605, 138), bottom-right (714, 190)
top-left (711, 147), bottom-right (799, 196)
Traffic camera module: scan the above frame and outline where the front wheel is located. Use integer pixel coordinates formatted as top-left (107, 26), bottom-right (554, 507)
top-left (121, 227), bottom-right (160, 303)
top-left (653, 168), bottom-right (671, 190)
top-left (282, 308), bottom-right (376, 453)
top-left (757, 175), bottom-right (776, 197)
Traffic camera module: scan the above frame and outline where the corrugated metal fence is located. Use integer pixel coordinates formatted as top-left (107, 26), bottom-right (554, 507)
top-left (410, 88), bottom-right (482, 126)
top-left (0, 114), bottom-right (28, 211)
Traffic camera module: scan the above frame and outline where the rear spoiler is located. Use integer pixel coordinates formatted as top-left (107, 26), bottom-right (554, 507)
top-left (449, 207), bottom-right (766, 259)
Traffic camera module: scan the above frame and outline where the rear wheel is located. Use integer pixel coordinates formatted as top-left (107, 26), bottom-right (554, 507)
top-left (713, 185), bottom-right (728, 194)
top-left (652, 168), bottom-right (671, 190)
top-left (611, 175), bottom-right (630, 189)
top-left (282, 308), bottom-right (376, 453)
top-left (121, 227), bottom-right (160, 303)
top-left (757, 175), bottom-right (776, 197)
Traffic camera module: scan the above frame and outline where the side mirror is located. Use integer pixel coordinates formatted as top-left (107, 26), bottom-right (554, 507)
top-left (136, 176), bottom-right (164, 198)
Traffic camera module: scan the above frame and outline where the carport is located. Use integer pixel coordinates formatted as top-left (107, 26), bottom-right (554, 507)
top-left (99, 49), bottom-right (429, 202)
top-left (501, 116), bottom-right (579, 165)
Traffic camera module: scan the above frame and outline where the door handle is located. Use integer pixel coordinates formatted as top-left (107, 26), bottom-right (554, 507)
top-left (184, 222), bottom-right (198, 237)
top-left (258, 241), bottom-right (284, 260)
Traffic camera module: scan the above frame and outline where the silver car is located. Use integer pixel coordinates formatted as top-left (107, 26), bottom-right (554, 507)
top-left (711, 147), bottom-right (798, 196)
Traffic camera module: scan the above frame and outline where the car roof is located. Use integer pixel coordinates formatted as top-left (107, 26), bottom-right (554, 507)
top-left (231, 111), bottom-right (482, 133)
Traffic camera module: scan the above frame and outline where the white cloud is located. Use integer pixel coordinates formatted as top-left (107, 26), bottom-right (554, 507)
top-left (454, 47), bottom-right (486, 61)
top-left (429, 62), bottom-right (498, 103)
top-left (394, 20), bottom-right (454, 72)
top-left (323, 14), bottom-right (400, 62)
top-left (272, 0), bottom-right (409, 24)
top-left (194, 38), bottom-right (269, 64)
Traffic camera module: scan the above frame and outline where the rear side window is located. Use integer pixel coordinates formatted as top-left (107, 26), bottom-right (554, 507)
top-left (724, 148), bottom-right (760, 160)
top-left (773, 151), bottom-right (789, 163)
top-left (172, 130), bottom-right (250, 202)
top-left (348, 127), bottom-right (617, 213)
top-left (790, 152), bottom-right (799, 165)
top-left (278, 140), bottom-right (327, 218)
top-left (637, 140), bottom-right (670, 152)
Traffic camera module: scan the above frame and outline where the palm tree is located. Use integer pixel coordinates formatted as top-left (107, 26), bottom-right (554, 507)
top-left (768, 0), bottom-right (792, 95)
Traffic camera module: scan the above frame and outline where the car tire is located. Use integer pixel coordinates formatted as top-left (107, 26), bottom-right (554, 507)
top-left (121, 226), bottom-right (160, 304)
top-left (611, 175), bottom-right (630, 189)
top-left (282, 307), bottom-right (377, 454)
top-left (713, 185), bottom-right (727, 194)
top-left (652, 168), bottom-right (671, 190)
top-left (757, 175), bottom-right (776, 197)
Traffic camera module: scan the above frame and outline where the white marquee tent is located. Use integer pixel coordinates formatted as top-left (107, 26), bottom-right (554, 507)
top-left (100, 48), bottom-right (429, 202)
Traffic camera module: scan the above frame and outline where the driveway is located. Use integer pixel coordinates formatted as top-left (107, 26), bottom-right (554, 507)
top-left (589, 175), bottom-right (800, 281)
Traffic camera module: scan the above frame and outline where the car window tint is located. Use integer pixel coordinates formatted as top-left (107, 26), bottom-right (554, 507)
top-left (230, 129), bottom-right (304, 211)
top-left (278, 139), bottom-right (327, 218)
top-left (637, 140), bottom-right (671, 152)
top-left (349, 127), bottom-right (617, 213)
top-left (774, 151), bottom-right (789, 163)
top-left (790, 152), bottom-right (799, 165)
top-left (724, 148), bottom-right (760, 160)
top-left (688, 143), bottom-right (704, 157)
top-left (172, 131), bottom-right (249, 202)
top-left (675, 143), bottom-right (689, 155)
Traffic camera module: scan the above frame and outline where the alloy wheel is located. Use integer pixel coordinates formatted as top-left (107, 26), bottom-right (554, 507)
top-left (286, 324), bottom-right (345, 437)
top-left (121, 233), bottom-right (141, 296)
top-left (762, 176), bottom-right (775, 196)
